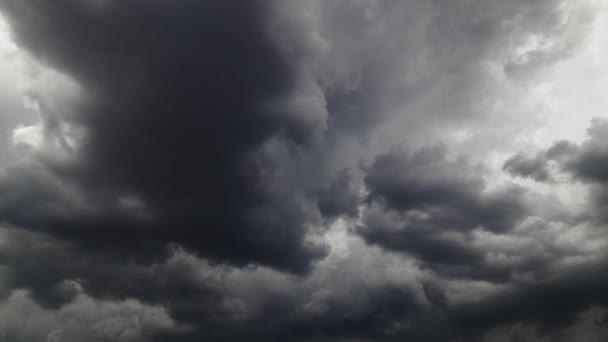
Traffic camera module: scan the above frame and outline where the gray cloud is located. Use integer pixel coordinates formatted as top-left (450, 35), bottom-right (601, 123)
top-left (316, 169), bottom-right (361, 219)
top-left (505, 118), bottom-right (608, 222)
top-left (0, 0), bottom-right (606, 341)
top-left (503, 152), bottom-right (553, 182)
top-left (0, 0), bottom-right (330, 274)
top-left (363, 146), bottom-right (528, 233)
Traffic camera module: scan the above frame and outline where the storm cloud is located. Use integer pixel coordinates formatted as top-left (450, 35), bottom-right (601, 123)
top-left (0, 0), bottom-right (607, 341)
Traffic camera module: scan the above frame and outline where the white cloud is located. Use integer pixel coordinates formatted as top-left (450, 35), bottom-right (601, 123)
top-left (11, 123), bottom-right (43, 150)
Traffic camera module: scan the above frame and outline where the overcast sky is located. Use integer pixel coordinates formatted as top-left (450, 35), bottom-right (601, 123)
top-left (0, 1), bottom-right (607, 341)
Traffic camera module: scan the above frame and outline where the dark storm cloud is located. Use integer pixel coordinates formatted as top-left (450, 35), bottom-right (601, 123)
top-left (355, 145), bottom-right (538, 282)
top-left (363, 145), bottom-right (528, 233)
top-left (0, 225), bottom-right (424, 342)
top-left (358, 209), bottom-right (515, 282)
top-left (0, 0), bottom-right (328, 273)
top-left (360, 208), bottom-right (484, 265)
top-left (0, 226), bottom-right (239, 340)
top-left (0, 1), bottom-right (606, 342)
top-left (446, 258), bottom-right (608, 340)
top-left (3, 221), bottom-right (606, 342)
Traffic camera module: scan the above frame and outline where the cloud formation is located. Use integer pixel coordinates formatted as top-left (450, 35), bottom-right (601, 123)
top-left (0, 0), bottom-right (606, 341)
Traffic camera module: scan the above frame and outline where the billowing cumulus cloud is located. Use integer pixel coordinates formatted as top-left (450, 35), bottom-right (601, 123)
top-left (0, 0), bottom-right (330, 274)
top-left (0, 0), bottom-right (607, 341)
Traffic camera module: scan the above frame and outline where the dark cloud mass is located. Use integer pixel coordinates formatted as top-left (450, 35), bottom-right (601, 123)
top-left (0, 0), bottom-right (328, 273)
top-left (0, 0), bottom-right (606, 341)
top-left (364, 146), bottom-right (528, 233)
top-left (358, 146), bottom-right (530, 281)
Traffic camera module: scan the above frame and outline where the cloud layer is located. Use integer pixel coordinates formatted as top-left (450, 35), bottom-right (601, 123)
top-left (0, 0), bottom-right (607, 341)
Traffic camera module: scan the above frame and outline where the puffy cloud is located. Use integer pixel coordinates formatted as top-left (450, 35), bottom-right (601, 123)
top-left (363, 146), bottom-right (528, 234)
top-left (505, 118), bottom-right (608, 222)
top-left (503, 152), bottom-right (553, 182)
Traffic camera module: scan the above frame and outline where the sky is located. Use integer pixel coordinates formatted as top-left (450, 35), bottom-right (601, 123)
top-left (0, 1), bottom-right (607, 341)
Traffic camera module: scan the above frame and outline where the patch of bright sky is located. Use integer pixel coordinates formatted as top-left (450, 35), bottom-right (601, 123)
top-left (528, 0), bottom-right (608, 146)
top-left (482, 0), bottom-right (608, 209)
top-left (0, 14), bottom-right (39, 163)
top-left (0, 14), bottom-right (83, 160)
